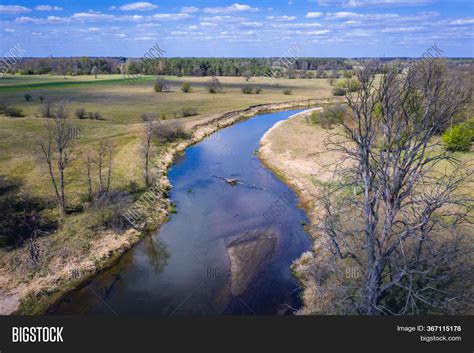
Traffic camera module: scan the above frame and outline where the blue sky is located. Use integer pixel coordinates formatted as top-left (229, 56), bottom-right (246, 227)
top-left (0, 0), bottom-right (473, 57)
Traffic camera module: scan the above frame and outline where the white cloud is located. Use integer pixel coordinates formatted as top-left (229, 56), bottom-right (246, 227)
top-left (202, 16), bottom-right (244, 23)
top-left (381, 26), bottom-right (423, 33)
top-left (150, 13), bottom-right (190, 20)
top-left (137, 22), bottom-right (161, 28)
top-left (272, 22), bottom-right (322, 28)
top-left (305, 12), bottom-right (323, 18)
top-left (241, 21), bottom-right (263, 27)
top-left (118, 2), bottom-right (158, 11)
top-left (316, 0), bottom-right (433, 7)
top-left (200, 21), bottom-right (218, 27)
top-left (15, 11), bottom-right (190, 24)
top-left (305, 30), bottom-right (330, 35)
top-left (35, 5), bottom-right (63, 11)
top-left (325, 11), bottom-right (400, 20)
top-left (266, 15), bottom-right (296, 21)
top-left (15, 15), bottom-right (70, 24)
top-left (170, 31), bottom-right (188, 36)
top-left (5, 28), bottom-right (16, 32)
top-left (45, 15), bottom-right (69, 23)
top-left (0, 5), bottom-right (31, 14)
top-left (135, 36), bottom-right (154, 40)
top-left (449, 18), bottom-right (474, 25)
top-left (181, 7), bottom-right (199, 14)
top-left (71, 12), bottom-right (116, 21)
top-left (202, 3), bottom-right (259, 14)
top-left (345, 0), bottom-right (433, 7)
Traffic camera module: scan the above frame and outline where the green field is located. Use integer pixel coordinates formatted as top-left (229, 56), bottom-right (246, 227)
top-left (0, 74), bottom-right (335, 200)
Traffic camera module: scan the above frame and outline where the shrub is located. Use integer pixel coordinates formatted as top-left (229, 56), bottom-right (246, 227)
top-left (442, 123), bottom-right (473, 152)
top-left (24, 94), bottom-right (32, 101)
top-left (255, 88), bottom-right (262, 94)
top-left (141, 112), bottom-right (156, 122)
top-left (343, 70), bottom-right (353, 79)
top-left (5, 106), bottom-right (24, 117)
top-left (153, 121), bottom-right (192, 142)
top-left (39, 96), bottom-right (45, 103)
top-left (182, 107), bottom-right (198, 117)
top-left (19, 68), bottom-right (34, 75)
top-left (38, 101), bottom-right (67, 119)
top-left (75, 107), bottom-right (87, 119)
top-left (207, 76), bottom-right (222, 93)
top-left (306, 111), bottom-right (321, 125)
top-left (346, 78), bottom-right (362, 93)
top-left (181, 82), bottom-right (192, 93)
top-left (283, 89), bottom-right (292, 95)
top-left (306, 105), bottom-right (346, 129)
top-left (154, 77), bottom-right (169, 92)
top-left (332, 83), bottom-right (347, 96)
top-left (241, 85), bottom-right (254, 94)
top-left (88, 111), bottom-right (103, 120)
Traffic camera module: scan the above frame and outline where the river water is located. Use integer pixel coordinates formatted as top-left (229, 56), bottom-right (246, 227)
top-left (54, 109), bottom-right (311, 315)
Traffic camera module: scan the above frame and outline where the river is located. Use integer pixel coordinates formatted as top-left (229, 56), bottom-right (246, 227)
top-left (54, 109), bottom-right (311, 315)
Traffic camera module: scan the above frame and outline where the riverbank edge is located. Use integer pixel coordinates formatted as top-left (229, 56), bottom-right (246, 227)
top-left (258, 107), bottom-right (328, 314)
top-left (6, 98), bottom-right (333, 315)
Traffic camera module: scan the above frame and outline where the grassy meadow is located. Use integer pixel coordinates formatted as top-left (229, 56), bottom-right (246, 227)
top-left (0, 74), bottom-right (335, 202)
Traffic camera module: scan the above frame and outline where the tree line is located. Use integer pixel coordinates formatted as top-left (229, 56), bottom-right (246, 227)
top-left (10, 57), bottom-right (352, 77)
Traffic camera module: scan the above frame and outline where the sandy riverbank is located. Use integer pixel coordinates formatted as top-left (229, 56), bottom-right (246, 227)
top-left (258, 107), bottom-right (348, 314)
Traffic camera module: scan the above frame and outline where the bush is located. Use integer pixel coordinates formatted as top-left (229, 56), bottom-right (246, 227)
top-left (24, 94), bottom-right (32, 101)
top-left (346, 78), bottom-right (362, 92)
top-left (332, 83), bottom-right (347, 96)
top-left (207, 76), bottom-right (222, 93)
top-left (306, 105), bottom-right (345, 129)
top-left (241, 85), bottom-right (254, 94)
top-left (88, 111), bottom-right (103, 120)
top-left (5, 106), bottom-right (24, 117)
top-left (154, 77), bottom-right (169, 92)
top-left (19, 68), bottom-right (34, 75)
top-left (153, 121), bottom-right (192, 142)
top-left (182, 107), bottom-right (198, 117)
top-left (442, 123), bottom-right (473, 152)
top-left (343, 71), bottom-right (353, 79)
top-left (39, 96), bottom-right (45, 103)
top-left (38, 101), bottom-right (67, 119)
top-left (283, 89), bottom-right (292, 95)
top-left (181, 82), bottom-right (192, 93)
top-left (74, 107), bottom-right (87, 119)
top-left (255, 88), bottom-right (262, 94)
top-left (141, 112), bottom-right (156, 122)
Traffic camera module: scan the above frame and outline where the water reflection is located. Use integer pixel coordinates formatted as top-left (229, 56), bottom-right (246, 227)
top-left (53, 110), bottom-right (311, 315)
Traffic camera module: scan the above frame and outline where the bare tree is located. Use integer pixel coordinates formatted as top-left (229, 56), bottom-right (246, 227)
top-left (207, 76), bottom-right (223, 93)
top-left (84, 140), bottom-right (114, 201)
top-left (91, 65), bottom-right (98, 79)
top-left (94, 140), bottom-right (114, 197)
top-left (105, 142), bottom-right (114, 195)
top-left (97, 141), bottom-right (106, 194)
top-left (39, 117), bottom-right (74, 215)
top-left (310, 59), bottom-right (473, 315)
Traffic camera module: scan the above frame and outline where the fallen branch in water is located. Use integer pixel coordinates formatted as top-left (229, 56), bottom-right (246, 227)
top-left (212, 175), bottom-right (266, 190)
